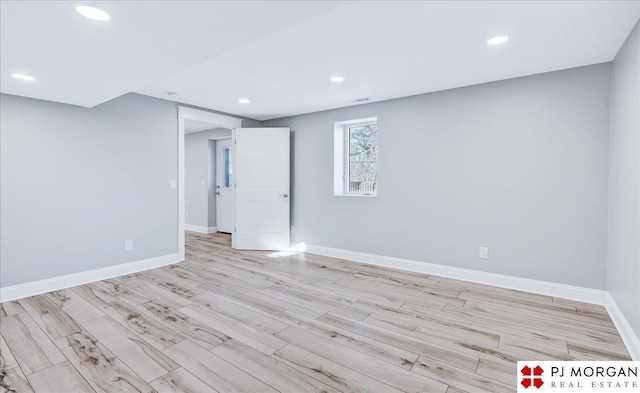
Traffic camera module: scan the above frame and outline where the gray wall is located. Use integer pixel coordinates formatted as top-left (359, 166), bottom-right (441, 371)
top-left (1, 93), bottom-right (179, 287)
top-left (607, 21), bottom-right (640, 339)
top-left (184, 128), bottom-right (231, 228)
top-left (265, 64), bottom-right (612, 289)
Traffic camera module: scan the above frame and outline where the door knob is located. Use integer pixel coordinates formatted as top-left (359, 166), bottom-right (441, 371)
top-left (216, 191), bottom-right (221, 196)
top-left (279, 193), bottom-right (289, 198)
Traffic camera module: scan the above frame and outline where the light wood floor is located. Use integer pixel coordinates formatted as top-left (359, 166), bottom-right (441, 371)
top-left (0, 233), bottom-right (630, 393)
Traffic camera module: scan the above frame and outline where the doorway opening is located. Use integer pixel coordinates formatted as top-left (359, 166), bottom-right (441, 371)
top-left (177, 107), bottom-right (291, 256)
top-left (177, 106), bottom-right (242, 260)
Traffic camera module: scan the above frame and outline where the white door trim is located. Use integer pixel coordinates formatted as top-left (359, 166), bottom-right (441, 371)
top-left (178, 106), bottom-right (243, 129)
top-left (177, 115), bottom-right (185, 261)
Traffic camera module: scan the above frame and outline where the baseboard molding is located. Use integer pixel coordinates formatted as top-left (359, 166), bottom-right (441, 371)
top-left (305, 244), bottom-right (640, 359)
top-left (605, 293), bottom-right (640, 360)
top-left (305, 244), bottom-right (608, 304)
top-left (0, 253), bottom-right (182, 302)
top-left (184, 224), bottom-right (217, 234)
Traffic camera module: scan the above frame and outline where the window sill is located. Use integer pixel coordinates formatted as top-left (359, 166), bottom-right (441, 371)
top-left (334, 193), bottom-right (377, 197)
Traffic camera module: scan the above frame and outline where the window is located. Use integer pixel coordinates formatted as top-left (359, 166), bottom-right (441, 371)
top-left (222, 147), bottom-right (232, 188)
top-left (334, 117), bottom-right (378, 196)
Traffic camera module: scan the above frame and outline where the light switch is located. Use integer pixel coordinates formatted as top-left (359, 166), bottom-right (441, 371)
top-left (169, 179), bottom-right (177, 190)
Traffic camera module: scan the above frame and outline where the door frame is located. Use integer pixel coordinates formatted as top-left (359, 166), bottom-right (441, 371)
top-left (177, 106), bottom-right (242, 260)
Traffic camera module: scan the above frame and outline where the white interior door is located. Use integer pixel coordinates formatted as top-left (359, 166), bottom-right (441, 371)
top-left (233, 128), bottom-right (290, 250)
top-left (216, 139), bottom-right (233, 233)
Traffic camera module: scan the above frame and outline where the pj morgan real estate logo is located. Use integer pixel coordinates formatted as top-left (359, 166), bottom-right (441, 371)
top-left (517, 361), bottom-right (639, 392)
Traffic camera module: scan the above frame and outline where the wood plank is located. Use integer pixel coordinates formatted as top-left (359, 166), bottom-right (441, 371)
top-left (88, 279), bottom-right (150, 306)
top-left (150, 368), bottom-right (218, 393)
top-left (0, 314), bottom-right (65, 375)
top-left (277, 311), bottom-right (419, 370)
top-left (162, 339), bottom-right (278, 393)
top-left (197, 282), bottom-right (325, 319)
top-left (153, 265), bottom-right (211, 289)
top-left (178, 305), bottom-right (286, 355)
top-left (70, 285), bottom-right (117, 308)
top-left (19, 295), bottom-right (82, 340)
top-left (123, 278), bottom-right (193, 309)
top-left (437, 277), bottom-right (555, 305)
top-left (99, 300), bottom-right (185, 350)
top-left (458, 301), bottom-right (622, 345)
top-left (268, 279), bottom-right (357, 306)
top-left (123, 270), bottom-right (204, 299)
top-left (335, 277), bottom-right (466, 308)
top-left (364, 312), bottom-right (518, 366)
top-left (475, 358), bottom-right (516, 386)
top-left (0, 367), bottom-right (33, 393)
top-left (263, 283), bottom-right (371, 321)
top-left (27, 361), bottom-right (95, 393)
top-left (81, 316), bottom-right (178, 382)
top-left (409, 302), bottom-right (570, 351)
top-left (137, 300), bottom-right (229, 350)
top-left (190, 293), bottom-right (288, 335)
top-left (318, 313), bottom-right (480, 373)
top-left (44, 289), bottom-right (104, 323)
top-left (363, 304), bottom-right (498, 349)
top-left (180, 257), bottom-right (275, 289)
top-left (212, 340), bottom-right (340, 393)
top-left (567, 341), bottom-right (631, 360)
top-left (0, 301), bottom-right (25, 317)
top-left (294, 278), bottom-right (404, 308)
top-left (0, 336), bottom-right (19, 371)
top-left (412, 356), bottom-right (512, 393)
top-left (274, 343), bottom-right (405, 393)
top-left (276, 326), bottom-right (448, 393)
top-left (54, 331), bottom-right (154, 393)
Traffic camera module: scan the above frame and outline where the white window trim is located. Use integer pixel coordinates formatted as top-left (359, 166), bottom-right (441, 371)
top-left (334, 117), bottom-right (378, 197)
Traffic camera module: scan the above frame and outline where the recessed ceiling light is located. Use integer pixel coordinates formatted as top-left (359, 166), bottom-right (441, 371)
top-left (11, 73), bottom-right (36, 82)
top-left (330, 75), bottom-right (345, 83)
top-left (238, 98), bottom-right (250, 104)
top-left (74, 3), bottom-right (110, 21)
top-left (488, 36), bottom-right (509, 46)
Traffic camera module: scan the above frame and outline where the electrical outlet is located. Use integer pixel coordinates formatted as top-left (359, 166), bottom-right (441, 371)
top-left (479, 247), bottom-right (489, 259)
top-left (200, 179), bottom-right (205, 186)
top-left (125, 240), bottom-right (133, 251)
top-left (169, 179), bottom-right (177, 190)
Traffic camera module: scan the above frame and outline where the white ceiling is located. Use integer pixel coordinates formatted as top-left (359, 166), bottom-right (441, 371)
top-left (2, 1), bottom-right (639, 121)
top-left (0, 1), bottom-right (342, 107)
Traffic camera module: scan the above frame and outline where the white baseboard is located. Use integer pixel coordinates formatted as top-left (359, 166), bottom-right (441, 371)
top-left (184, 224), bottom-right (217, 234)
top-left (305, 244), bottom-right (640, 359)
top-left (305, 244), bottom-right (608, 304)
top-left (0, 253), bottom-right (182, 302)
top-left (605, 293), bottom-right (640, 360)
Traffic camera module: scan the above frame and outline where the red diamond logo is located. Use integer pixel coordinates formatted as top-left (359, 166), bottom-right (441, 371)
top-left (521, 364), bottom-right (544, 389)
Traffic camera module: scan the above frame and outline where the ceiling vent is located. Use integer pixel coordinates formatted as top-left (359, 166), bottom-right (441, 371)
top-left (350, 97), bottom-right (371, 104)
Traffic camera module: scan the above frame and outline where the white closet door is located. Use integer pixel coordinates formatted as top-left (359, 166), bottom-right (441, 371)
top-left (232, 128), bottom-right (290, 250)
